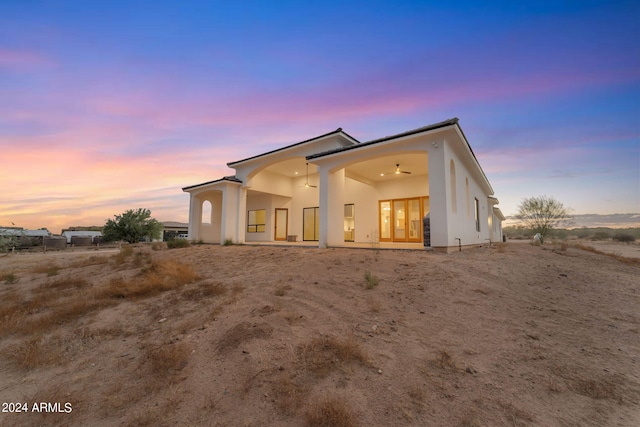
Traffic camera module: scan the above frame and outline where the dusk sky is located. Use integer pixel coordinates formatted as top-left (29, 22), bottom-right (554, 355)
top-left (1, 0), bottom-right (639, 234)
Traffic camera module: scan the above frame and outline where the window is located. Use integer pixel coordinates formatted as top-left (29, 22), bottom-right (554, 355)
top-left (450, 159), bottom-right (457, 213)
top-left (247, 209), bottom-right (266, 233)
top-left (474, 198), bottom-right (480, 232)
top-left (344, 204), bottom-right (355, 242)
top-left (202, 200), bottom-right (212, 225)
top-left (465, 177), bottom-right (470, 218)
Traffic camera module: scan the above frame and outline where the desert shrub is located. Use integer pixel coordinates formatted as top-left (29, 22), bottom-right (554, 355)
top-left (7, 336), bottom-right (65, 370)
top-left (71, 256), bottom-right (110, 268)
top-left (2, 273), bottom-right (18, 284)
top-left (0, 231), bottom-right (20, 253)
top-left (114, 246), bottom-right (134, 265)
top-left (434, 349), bottom-right (457, 370)
top-left (223, 238), bottom-right (234, 246)
top-left (103, 260), bottom-right (199, 299)
top-left (38, 277), bottom-right (89, 291)
top-left (298, 335), bottom-right (369, 378)
top-left (304, 397), bottom-right (358, 427)
top-left (133, 251), bottom-right (152, 267)
top-left (364, 271), bottom-right (379, 289)
top-left (167, 239), bottom-right (190, 249)
top-left (275, 284), bottom-right (291, 296)
top-left (613, 233), bottom-right (635, 243)
top-left (32, 263), bottom-right (59, 276)
top-left (146, 341), bottom-right (191, 375)
top-left (181, 281), bottom-right (226, 300)
top-left (271, 375), bottom-right (309, 415)
top-left (151, 242), bottom-right (165, 251)
top-left (366, 297), bottom-right (381, 312)
top-left (592, 231), bottom-right (611, 240)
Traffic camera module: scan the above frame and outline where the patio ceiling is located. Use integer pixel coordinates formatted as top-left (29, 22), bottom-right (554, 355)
top-left (262, 152), bottom-right (428, 182)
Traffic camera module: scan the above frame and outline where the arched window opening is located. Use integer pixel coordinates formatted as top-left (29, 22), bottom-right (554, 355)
top-left (202, 200), bottom-right (212, 225)
top-left (465, 177), bottom-right (470, 218)
top-left (450, 159), bottom-right (457, 213)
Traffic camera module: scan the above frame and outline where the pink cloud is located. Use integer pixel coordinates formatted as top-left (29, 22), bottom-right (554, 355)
top-left (0, 48), bottom-right (52, 69)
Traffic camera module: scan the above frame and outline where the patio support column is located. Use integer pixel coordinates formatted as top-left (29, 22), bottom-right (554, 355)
top-left (188, 195), bottom-right (201, 241)
top-left (236, 186), bottom-right (247, 244)
top-left (318, 167), bottom-right (344, 248)
top-left (428, 140), bottom-right (448, 248)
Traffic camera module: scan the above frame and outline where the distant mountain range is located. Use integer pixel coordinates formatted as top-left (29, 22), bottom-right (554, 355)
top-left (504, 213), bottom-right (640, 229)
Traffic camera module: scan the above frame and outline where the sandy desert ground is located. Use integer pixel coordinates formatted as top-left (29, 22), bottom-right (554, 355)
top-left (0, 242), bottom-right (639, 426)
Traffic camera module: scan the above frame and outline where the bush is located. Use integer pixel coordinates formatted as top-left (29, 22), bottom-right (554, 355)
top-left (103, 208), bottom-right (162, 243)
top-left (613, 233), bottom-right (635, 243)
top-left (167, 239), bottom-right (190, 249)
top-left (592, 231), bottom-right (611, 241)
top-left (2, 273), bottom-right (18, 284)
top-left (364, 270), bottom-right (379, 289)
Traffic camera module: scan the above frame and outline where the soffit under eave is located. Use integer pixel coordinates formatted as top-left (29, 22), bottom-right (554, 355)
top-left (306, 127), bottom-right (448, 169)
top-left (227, 131), bottom-right (357, 170)
top-left (182, 179), bottom-right (241, 196)
top-left (452, 126), bottom-right (494, 196)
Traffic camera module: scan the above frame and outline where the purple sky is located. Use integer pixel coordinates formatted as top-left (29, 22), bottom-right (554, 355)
top-left (1, 0), bottom-right (639, 233)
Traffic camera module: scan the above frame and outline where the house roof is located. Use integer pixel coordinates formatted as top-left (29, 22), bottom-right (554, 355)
top-left (306, 118), bottom-right (460, 160)
top-left (1, 228), bottom-right (50, 237)
top-left (227, 128), bottom-right (359, 167)
top-left (305, 117), bottom-right (493, 195)
top-left (162, 221), bottom-right (189, 228)
top-left (182, 176), bottom-right (242, 192)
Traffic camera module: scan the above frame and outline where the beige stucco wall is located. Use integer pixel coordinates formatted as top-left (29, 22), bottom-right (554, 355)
top-left (185, 122), bottom-right (500, 251)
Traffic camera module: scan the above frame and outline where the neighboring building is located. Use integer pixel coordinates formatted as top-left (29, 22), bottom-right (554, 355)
top-left (0, 227), bottom-right (51, 247)
top-left (162, 221), bottom-right (189, 241)
top-left (183, 118), bottom-right (504, 252)
top-left (0, 227), bottom-right (50, 237)
top-left (61, 230), bottom-right (102, 244)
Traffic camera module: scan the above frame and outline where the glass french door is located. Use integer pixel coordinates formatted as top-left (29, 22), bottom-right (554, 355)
top-left (303, 207), bottom-right (319, 241)
top-left (379, 198), bottom-right (424, 242)
top-left (393, 200), bottom-right (406, 240)
top-left (274, 208), bottom-right (288, 241)
top-left (380, 201), bottom-right (391, 241)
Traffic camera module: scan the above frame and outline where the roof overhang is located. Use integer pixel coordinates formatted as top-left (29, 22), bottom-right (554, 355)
top-left (306, 118), bottom-right (459, 161)
top-left (182, 176), bottom-right (242, 193)
top-left (227, 128), bottom-right (359, 168)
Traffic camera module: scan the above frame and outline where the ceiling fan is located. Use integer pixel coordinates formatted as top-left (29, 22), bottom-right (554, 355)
top-left (381, 163), bottom-right (412, 176)
top-left (303, 163), bottom-right (317, 188)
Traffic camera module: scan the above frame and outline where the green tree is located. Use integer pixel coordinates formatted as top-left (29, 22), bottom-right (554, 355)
top-left (515, 196), bottom-right (572, 244)
top-left (0, 229), bottom-right (21, 253)
top-left (103, 208), bottom-right (162, 243)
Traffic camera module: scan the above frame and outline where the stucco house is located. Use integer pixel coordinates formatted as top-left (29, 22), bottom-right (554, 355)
top-left (183, 118), bottom-right (504, 252)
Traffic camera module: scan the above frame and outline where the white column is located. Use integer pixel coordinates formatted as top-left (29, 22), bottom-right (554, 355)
top-left (237, 186), bottom-right (247, 243)
top-left (188, 195), bottom-right (201, 241)
top-left (318, 167), bottom-right (344, 248)
top-left (428, 141), bottom-right (448, 248)
top-left (318, 167), bottom-right (330, 248)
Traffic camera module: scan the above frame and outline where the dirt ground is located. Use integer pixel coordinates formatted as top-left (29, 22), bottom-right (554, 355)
top-left (0, 242), bottom-right (638, 426)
